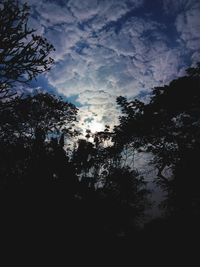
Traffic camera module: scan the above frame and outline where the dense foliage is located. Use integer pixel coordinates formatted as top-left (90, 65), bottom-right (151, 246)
top-left (1, 1), bottom-right (200, 249)
top-left (114, 63), bottom-right (200, 221)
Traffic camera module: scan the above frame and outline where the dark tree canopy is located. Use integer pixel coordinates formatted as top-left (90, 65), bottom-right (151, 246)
top-left (1, 0), bottom-right (200, 248)
top-left (0, 92), bottom-right (78, 143)
top-left (114, 63), bottom-right (200, 218)
top-left (0, 92), bottom-right (78, 187)
top-left (115, 64), bottom-right (200, 163)
top-left (0, 0), bottom-right (55, 100)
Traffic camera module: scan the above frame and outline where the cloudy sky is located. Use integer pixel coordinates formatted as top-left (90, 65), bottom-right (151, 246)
top-left (26, 0), bottom-right (200, 133)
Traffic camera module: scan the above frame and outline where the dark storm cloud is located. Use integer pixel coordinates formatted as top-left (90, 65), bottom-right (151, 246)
top-left (25, 0), bottom-right (200, 129)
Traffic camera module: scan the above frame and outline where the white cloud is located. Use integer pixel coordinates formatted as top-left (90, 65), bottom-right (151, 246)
top-left (163, 0), bottom-right (199, 14)
top-left (76, 90), bottom-right (120, 134)
top-left (176, 7), bottom-right (200, 50)
top-left (68, 0), bottom-right (143, 30)
top-left (24, 0), bottom-right (200, 131)
top-left (162, 0), bottom-right (200, 58)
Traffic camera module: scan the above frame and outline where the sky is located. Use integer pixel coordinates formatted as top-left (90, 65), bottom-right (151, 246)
top-left (25, 0), bottom-right (200, 133)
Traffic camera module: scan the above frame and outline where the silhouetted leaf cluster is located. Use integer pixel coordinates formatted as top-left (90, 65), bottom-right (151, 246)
top-left (0, 0), bottom-right (54, 100)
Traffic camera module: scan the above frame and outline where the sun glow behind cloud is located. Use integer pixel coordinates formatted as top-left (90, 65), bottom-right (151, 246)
top-left (77, 114), bottom-right (105, 137)
top-left (88, 120), bottom-right (104, 133)
top-left (26, 0), bottom-right (200, 133)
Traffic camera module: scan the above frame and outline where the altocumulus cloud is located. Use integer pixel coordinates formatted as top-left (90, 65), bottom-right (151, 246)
top-left (25, 0), bottom-right (200, 132)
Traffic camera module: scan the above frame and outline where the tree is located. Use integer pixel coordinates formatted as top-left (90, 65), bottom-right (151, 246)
top-left (71, 127), bottom-right (149, 237)
top-left (115, 63), bottom-right (200, 218)
top-left (0, 92), bottom-right (78, 186)
top-left (4, 92), bottom-right (77, 139)
top-left (0, 0), bottom-right (55, 100)
top-left (100, 166), bottom-right (148, 235)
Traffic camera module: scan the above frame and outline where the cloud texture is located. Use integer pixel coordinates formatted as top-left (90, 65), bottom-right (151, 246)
top-left (26, 0), bottom-right (200, 132)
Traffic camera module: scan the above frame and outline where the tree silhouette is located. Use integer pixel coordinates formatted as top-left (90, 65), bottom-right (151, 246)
top-left (3, 0), bottom-right (200, 244)
top-left (115, 63), bottom-right (200, 221)
top-left (0, 93), bottom-right (78, 187)
top-left (72, 126), bottom-right (149, 237)
top-left (0, 0), bottom-right (54, 101)
top-left (100, 166), bottom-right (148, 236)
